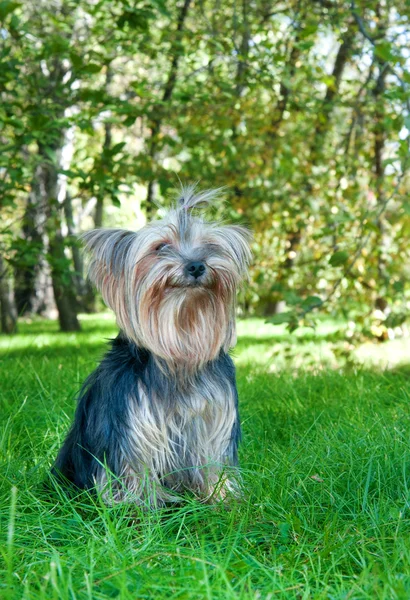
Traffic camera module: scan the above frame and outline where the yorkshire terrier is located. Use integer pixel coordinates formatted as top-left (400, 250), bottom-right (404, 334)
top-left (53, 186), bottom-right (251, 507)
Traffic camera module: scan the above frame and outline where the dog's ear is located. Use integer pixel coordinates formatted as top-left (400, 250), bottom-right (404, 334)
top-left (81, 228), bottom-right (137, 309)
top-left (211, 224), bottom-right (252, 278)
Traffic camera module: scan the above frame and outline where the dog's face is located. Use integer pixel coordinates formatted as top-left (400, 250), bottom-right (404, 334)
top-left (83, 187), bottom-right (251, 371)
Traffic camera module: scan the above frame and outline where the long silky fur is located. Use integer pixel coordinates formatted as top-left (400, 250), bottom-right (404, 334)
top-left (53, 337), bottom-right (241, 507)
top-left (53, 187), bottom-right (251, 507)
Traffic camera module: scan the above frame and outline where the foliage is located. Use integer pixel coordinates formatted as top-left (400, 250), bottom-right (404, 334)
top-left (1, 317), bottom-right (410, 598)
top-left (0, 0), bottom-right (409, 335)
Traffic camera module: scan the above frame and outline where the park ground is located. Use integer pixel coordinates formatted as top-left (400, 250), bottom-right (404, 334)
top-left (0, 315), bottom-right (410, 599)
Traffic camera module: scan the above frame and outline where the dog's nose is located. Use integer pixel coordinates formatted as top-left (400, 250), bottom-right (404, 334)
top-left (185, 261), bottom-right (206, 279)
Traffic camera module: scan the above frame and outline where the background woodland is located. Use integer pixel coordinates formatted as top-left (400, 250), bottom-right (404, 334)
top-left (1, 0), bottom-right (409, 341)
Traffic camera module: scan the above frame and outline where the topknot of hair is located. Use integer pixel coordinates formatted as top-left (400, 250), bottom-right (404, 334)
top-left (177, 184), bottom-right (225, 212)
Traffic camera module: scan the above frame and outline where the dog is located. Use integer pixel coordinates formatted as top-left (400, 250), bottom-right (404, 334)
top-left (53, 186), bottom-right (251, 507)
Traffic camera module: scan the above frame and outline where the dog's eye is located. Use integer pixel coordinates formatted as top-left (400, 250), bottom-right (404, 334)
top-left (155, 242), bottom-right (169, 252)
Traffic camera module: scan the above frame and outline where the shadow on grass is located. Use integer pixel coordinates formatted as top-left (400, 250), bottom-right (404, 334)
top-left (0, 316), bottom-right (119, 360)
top-left (235, 331), bottom-right (348, 348)
top-left (15, 319), bottom-right (118, 337)
top-left (0, 332), bottom-right (344, 363)
top-left (386, 363), bottom-right (410, 378)
top-left (0, 340), bottom-right (111, 361)
top-left (0, 335), bottom-right (348, 364)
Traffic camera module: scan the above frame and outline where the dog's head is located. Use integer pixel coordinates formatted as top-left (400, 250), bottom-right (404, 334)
top-left (83, 186), bottom-right (251, 370)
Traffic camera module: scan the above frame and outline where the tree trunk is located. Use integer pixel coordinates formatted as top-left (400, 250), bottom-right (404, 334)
top-left (373, 59), bottom-right (389, 313)
top-left (0, 255), bottom-right (18, 334)
top-left (39, 153), bottom-right (81, 332)
top-left (230, 0), bottom-right (250, 203)
top-left (49, 228), bottom-right (81, 332)
top-left (269, 43), bottom-right (301, 139)
top-left (65, 189), bottom-right (98, 314)
top-left (80, 81), bottom-right (114, 312)
top-left (64, 191), bottom-right (86, 296)
top-left (265, 230), bottom-right (301, 316)
top-left (94, 66), bottom-right (113, 229)
top-left (14, 178), bottom-right (56, 317)
top-left (145, 0), bottom-right (192, 217)
top-left (309, 24), bottom-right (356, 163)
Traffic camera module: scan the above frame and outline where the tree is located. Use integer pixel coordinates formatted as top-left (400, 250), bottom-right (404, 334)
top-left (0, 0), bottom-right (409, 339)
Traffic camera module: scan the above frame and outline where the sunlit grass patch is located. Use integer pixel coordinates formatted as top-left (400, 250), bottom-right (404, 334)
top-left (237, 317), bottom-right (410, 371)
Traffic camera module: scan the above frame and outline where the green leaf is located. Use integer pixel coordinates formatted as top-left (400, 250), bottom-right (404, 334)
top-left (284, 291), bottom-right (301, 306)
top-left (268, 312), bottom-right (294, 325)
top-left (59, 169), bottom-right (78, 178)
top-left (385, 312), bottom-right (406, 328)
top-left (82, 63), bottom-right (103, 74)
top-left (123, 115), bottom-right (137, 127)
top-left (43, 147), bottom-right (57, 163)
top-left (329, 251), bottom-right (349, 267)
top-left (47, 35), bottom-right (70, 55)
top-left (270, 282), bottom-right (284, 292)
top-left (392, 281), bottom-right (404, 292)
top-left (287, 319), bottom-right (300, 333)
top-left (110, 142), bottom-right (126, 156)
top-left (150, 0), bottom-right (171, 16)
top-left (301, 296), bottom-right (322, 310)
top-left (374, 42), bottom-right (394, 63)
top-left (0, 1), bottom-right (19, 19)
top-left (117, 8), bottom-right (152, 31)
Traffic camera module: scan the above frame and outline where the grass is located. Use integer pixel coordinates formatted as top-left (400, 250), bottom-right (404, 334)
top-left (1, 315), bottom-right (410, 599)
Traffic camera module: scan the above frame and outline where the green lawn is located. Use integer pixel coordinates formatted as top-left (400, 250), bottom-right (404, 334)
top-left (1, 316), bottom-right (410, 599)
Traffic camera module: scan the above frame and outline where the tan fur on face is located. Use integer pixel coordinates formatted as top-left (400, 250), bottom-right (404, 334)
top-left (137, 286), bottom-right (234, 372)
top-left (82, 187), bottom-right (251, 374)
